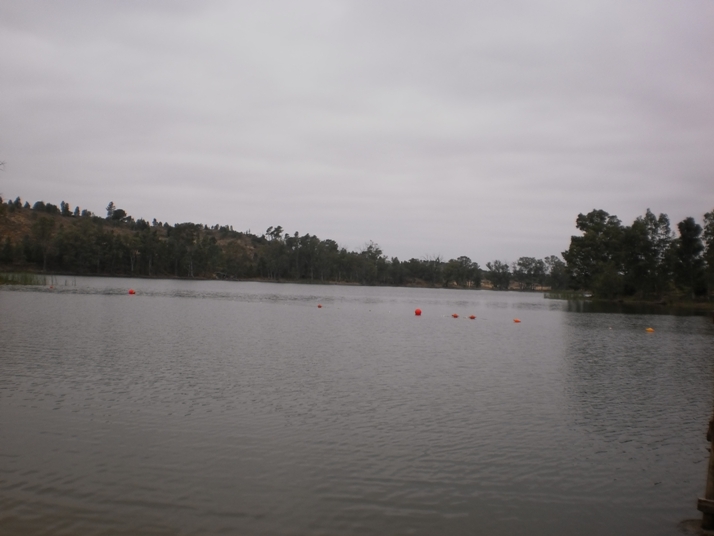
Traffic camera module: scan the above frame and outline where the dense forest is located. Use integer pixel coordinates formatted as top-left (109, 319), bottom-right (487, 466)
top-left (0, 196), bottom-right (568, 290)
top-left (0, 196), bottom-right (712, 301)
top-left (562, 208), bottom-right (714, 301)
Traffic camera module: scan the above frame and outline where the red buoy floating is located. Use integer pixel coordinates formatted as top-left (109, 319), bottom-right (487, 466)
top-left (128, 289), bottom-right (136, 295)
top-left (513, 318), bottom-right (521, 323)
top-left (414, 308), bottom-right (422, 316)
top-left (469, 315), bottom-right (476, 320)
top-left (452, 313), bottom-right (459, 318)
top-left (317, 304), bottom-right (322, 308)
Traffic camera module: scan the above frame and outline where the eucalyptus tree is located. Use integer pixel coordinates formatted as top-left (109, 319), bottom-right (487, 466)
top-left (316, 239), bottom-right (339, 282)
top-left (486, 260), bottom-right (511, 290)
top-left (512, 257), bottom-right (545, 290)
top-left (673, 217), bottom-right (706, 297)
top-left (703, 209), bottom-right (714, 294)
top-left (31, 216), bottom-right (55, 272)
top-left (357, 241), bottom-right (385, 284)
top-left (562, 209), bottom-right (624, 293)
top-left (544, 255), bottom-right (568, 290)
top-left (620, 210), bottom-right (673, 298)
top-left (0, 238), bottom-right (13, 263)
top-left (444, 256), bottom-right (481, 288)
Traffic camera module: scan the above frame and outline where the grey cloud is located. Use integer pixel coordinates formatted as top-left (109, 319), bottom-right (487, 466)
top-left (1, 0), bottom-right (713, 264)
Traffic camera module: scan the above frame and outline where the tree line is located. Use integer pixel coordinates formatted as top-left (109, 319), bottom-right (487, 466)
top-left (0, 196), bottom-right (569, 290)
top-left (562, 208), bottom-right (714, 300)
top-left (2, 196), bottom-right (711, 299)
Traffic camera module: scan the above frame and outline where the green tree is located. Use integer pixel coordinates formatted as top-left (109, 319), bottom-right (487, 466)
top-left (703, 209), bottom-right (714, 295)
top-left (0, 237), bottom-right (14, 263)
top-left (31, 216), bottom-right (56, 271)
top-left (620, 210), bottom-right (673, 298)
top-left (592, 262), bottom-right (623, 300)
top-left (170, 223), bottom-right (201, 277)
top-left (421, 254), bottom-right (443, 286)
top-left (486, 260), bottom-right (511, 290)
top-left (138, 229), bottom-right (161, 276)
top-left (544, 255), bottom-right (568, 290)
top-left (673, 217), bottom-right (705, 297)
top-left (357, 241), bottom-right (385, 284)
top-left (444, 256), bottom-right (481, 287)
top-left (562, 209), bottom-right (624, 293)
top-left (111, 208), bottom-right (127, 221)
top-left (265, 226), bottom-right (284, 241)
top-left (512, 257), bottom-right (545, 290)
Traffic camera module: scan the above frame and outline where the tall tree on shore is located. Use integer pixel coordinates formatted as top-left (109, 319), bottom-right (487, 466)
top-left (562, 209), bottom-right (624, 294)
top-left (444, 256), bottom-right (481, 287)
top-left (620, 209), bottom-right (673, 298)
top-left (703, 209), bottom-right (714, 292)
top-left (673, 217), bottom-right (706, 297)
top-left (486, 260), bottom-right (511, 290)
top-left (512, 257), bottom-right (545, 290)
top-left (544, 255), bottom-right (568, 290)
top-left (31, 216), bottom-right (55, 272)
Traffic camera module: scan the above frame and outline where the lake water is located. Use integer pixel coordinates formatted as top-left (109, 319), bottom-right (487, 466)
top-left (1, 277), bottom-right (712, 536)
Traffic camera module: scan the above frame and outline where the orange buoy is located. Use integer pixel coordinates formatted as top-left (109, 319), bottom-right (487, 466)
top-left (469, 315), bottom-right (476, 320)
top-left (513, 318), bottom-right (521, 323)
top-left (414, 308), bottom-right (422, 316)
top-left (452, 313), bottom-right (459, 318)
top-left (317, 304), bottom-right (322, 308)
top-left (128, 289), bottom-right (136, 295)
top-left (645, 327), bottom-right (654, 333)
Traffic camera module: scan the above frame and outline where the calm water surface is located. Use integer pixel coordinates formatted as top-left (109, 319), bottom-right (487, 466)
top-left (1, 277), bottom-right (712, 535)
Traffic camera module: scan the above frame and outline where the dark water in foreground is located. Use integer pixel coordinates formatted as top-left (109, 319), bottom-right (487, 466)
top-left (1, 277), bottom-right (712, 536)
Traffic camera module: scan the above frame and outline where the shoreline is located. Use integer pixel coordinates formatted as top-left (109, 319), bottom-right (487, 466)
top-left (2, 269), bottom-right (713, 312)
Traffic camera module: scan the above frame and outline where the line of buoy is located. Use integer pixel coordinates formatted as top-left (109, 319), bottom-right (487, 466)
top-left (406, 309), bottom-right (651, 332)
top-left (415, 309), bottom-right (477, 319)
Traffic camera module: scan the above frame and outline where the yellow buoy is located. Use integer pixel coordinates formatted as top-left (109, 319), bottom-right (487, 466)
top-left (645, 327), bottom-right (654, 333)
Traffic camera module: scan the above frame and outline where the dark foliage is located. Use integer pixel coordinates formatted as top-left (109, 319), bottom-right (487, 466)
top-left (1, 199), bottom-right (570, 290)
top-left (563, 208), bottom-right (713, 300)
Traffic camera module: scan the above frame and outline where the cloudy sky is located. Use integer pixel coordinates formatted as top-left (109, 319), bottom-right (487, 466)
top-left (1, 1), bottom-right (713, 264)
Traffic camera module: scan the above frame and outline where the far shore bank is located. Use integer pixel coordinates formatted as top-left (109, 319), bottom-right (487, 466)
top-left (2, 268), bottom-right (713, 313)
top-left (0, 268), bottom-right (492, 290)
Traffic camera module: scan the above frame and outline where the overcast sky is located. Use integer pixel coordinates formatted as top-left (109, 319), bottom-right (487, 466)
top-left (1, 1), bottom-right (713, 264)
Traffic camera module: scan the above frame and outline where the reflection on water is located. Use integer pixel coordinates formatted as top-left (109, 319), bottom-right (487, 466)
top-left (565, 298), bottom-right (712, 317)
top-left (0, 278), bottom-right (712, 536)
top-left (562, 312), bottom-right (713, 524)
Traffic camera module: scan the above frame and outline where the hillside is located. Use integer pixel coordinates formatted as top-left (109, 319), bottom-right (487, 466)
top-left (0, 195), bottom-right (585, 291)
